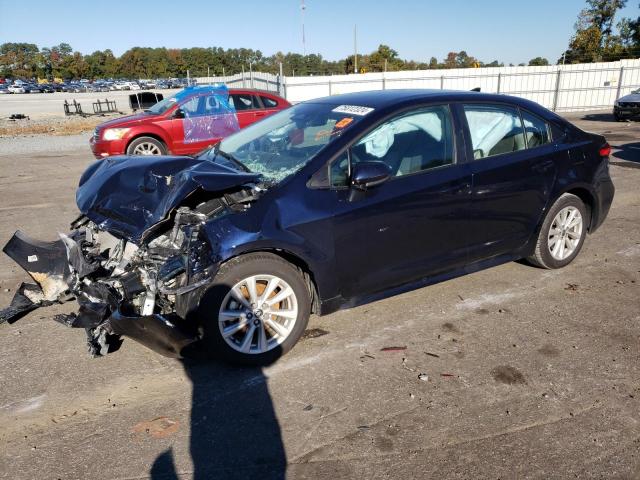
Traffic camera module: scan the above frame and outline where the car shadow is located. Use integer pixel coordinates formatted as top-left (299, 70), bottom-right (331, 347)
top-left (580, 112), bottom-right (619, 122)
top-left (149, 358), bottom-right (286, 479)
top-left (611, 142), bottom-right (640, 164)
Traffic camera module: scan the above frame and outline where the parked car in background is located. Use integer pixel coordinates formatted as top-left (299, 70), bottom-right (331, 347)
top-left (7, 84), bottom-right (26, 93)
top-left (614, 89), bottom-right (640, 121)
top-left (39, 84), bottom-right (55, 93)
top-left (0, 85), bottom-right (9, 94)
top-left (90, 86), bottom-right (290, 158)
top-left (23, 84), bottom-right (42, 93)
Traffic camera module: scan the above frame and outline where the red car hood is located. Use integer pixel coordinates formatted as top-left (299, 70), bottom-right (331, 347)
top-left (96, 112), bottom-right (162, 131)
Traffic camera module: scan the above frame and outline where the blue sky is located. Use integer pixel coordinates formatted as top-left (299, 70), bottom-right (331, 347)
top-left (0, 0), bottom-right (638, 64)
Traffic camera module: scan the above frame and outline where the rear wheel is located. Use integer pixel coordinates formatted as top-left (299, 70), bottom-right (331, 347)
top-left (198, 253), bottom-right (311, 365)
top-left (126, 136), bottom-right (167, 156)
top-left (527, 193), bottom-right (587, 269)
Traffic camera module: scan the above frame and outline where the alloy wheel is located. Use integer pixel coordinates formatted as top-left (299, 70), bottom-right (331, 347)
top-left (132, 142), bottom-right (162, 155)
top-left (548, 206), bottom-right (583, 261)
top-left (218, 274), bottom-right (298, 354)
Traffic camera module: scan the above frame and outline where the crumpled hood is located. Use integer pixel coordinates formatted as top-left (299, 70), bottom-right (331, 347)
top-left (618, 92), bottom-right (640, 103)
top-left (76, 155), bottom-right (261, 243)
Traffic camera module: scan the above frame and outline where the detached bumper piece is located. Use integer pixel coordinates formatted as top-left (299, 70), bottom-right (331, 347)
top-left (1, 230), bottom-right (199, 358)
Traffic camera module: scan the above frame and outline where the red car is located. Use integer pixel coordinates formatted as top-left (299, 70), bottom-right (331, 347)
top-left (90, 86), bottom-right (290, 158)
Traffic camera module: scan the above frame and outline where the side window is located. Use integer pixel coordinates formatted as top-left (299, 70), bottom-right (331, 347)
top-left (180, 96), bottom-right (201, 116)
top-left (521, 110), bottom-right (550, 148)
top-left (230, 93), bottom-right (256, 111)
top-left (549, 122), bottom-right (566, 142)
top-left (260, 96), bottom-right (279, 108)
top-left (463, 105), bottom-right (526, 159)
top-left (351, 105), bottom-right (454, 178)
top-left (330, 151), bottom-right (350, 187)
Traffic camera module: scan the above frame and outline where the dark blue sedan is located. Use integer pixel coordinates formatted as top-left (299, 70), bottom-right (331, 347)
top-left (1, 90), bottom-right (614, 365)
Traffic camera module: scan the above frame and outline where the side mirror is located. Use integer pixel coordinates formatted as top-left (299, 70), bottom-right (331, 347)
top-left (351, 161), bottom-right (392, 190)
top-left (173, 108), bottom-right (185, 119)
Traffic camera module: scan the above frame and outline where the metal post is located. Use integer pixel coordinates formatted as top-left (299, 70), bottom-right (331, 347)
top-left (242, 66), bottom-right (246, 88)
top-left (278, 62), bottom-right (284, 96)
top-left (496, 73), bottom-right (501, 94)
top-left (354, 25), bottom-right (358, 74)
top-left (283, 75), bottom-right (288, 100)
top-left (328, 77), bottom-right (332, 96)
top-left (440, 75), bottom-right (444, 90)
top-left (615, 66), bottom-right (625, 100)
top-left (382, 72), bottom-right (386, 90)
top-left (552, 70), bottom-right (562, 112)
top-left (250, 63), bottom-right (254, 89)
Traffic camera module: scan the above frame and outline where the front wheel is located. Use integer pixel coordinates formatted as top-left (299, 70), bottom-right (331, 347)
top-left (527, 193), bottom-right (588, 269)
top-left (126, 136), bottom-right (167, 156)
top-left (198, 253), bottom-right (311, 365)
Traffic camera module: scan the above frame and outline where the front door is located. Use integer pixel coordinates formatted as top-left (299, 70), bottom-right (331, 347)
top-left (328, 105), bottom-right (473, 299)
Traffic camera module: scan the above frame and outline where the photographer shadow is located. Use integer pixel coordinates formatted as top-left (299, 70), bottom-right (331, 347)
top-left (149, 358), bottom-right (286, 479)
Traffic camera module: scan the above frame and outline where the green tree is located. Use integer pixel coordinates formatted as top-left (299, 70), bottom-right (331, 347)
top-left (559, 0), bottom-right (631, 63)
top-left (528, 57), bottom-right (550, 66)
top-left (0, 42), bottom-right (40, 78)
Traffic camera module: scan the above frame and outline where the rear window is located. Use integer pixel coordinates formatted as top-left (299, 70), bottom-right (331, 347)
top-left (260, 96), bottom-right (279, 108)
top-left (464, 104), bottom-right (526, 159)
top-left (521, 110), bottom-right (550, 148)
top-left (229, 93), bottom-right (258, 111)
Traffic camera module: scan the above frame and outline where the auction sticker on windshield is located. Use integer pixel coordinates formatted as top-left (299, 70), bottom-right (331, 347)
top-left (332, 105), bottom-right (374, 116)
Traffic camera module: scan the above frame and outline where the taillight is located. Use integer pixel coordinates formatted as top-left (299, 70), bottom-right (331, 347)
top-left (599, 143), bottom-right (611, 157)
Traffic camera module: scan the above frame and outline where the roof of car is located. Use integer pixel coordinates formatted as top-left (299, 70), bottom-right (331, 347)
top-left (307, 89), bottom-right (529, 109)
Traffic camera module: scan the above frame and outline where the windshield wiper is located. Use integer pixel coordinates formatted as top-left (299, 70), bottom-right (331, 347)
top-left (216, 147), bottom-right (250, 173)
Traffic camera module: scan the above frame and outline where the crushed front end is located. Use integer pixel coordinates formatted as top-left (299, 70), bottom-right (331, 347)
top-left (0, 158), bottom-right (262, 358)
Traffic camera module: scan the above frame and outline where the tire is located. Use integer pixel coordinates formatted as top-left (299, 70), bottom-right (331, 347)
top-left (126, 136), bottom-right (167, 156)
top-left (527, 193), bottom-right (588, 269)
top-left (198, 253), bottom-right (311, 366)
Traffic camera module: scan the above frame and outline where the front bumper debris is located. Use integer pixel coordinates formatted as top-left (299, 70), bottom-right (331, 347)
top-left (0, 211), bottom-right (216, 358)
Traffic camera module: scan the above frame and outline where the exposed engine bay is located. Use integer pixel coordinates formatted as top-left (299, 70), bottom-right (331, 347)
top-left (0, 185), bottom-right (260, 358)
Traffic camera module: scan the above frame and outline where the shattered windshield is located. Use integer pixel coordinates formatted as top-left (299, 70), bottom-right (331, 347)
top-left (204, 102), bottom-right (367, 183)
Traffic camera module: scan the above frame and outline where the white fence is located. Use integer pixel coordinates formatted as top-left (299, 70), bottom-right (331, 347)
top-left (196, 58), bottom-right (640, 112)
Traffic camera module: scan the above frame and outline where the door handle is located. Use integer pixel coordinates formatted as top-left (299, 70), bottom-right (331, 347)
top-left (255, 111), bottom-right (267, 117)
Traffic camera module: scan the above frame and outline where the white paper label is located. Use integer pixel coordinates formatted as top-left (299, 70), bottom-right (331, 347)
top-left (332, 105), bottom-right (374, 116)
top-left (27, 255), bottom-right (38, 262)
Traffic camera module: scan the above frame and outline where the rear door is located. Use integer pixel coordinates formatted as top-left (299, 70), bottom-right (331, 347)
top-left (461, 103), bottom-right (558, 261)
top-left (229, 93), bottom-right (261, 128)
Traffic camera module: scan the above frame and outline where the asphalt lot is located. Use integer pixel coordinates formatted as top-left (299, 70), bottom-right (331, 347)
top-left (0, 111), bottom-right (638, 479)
top-left (0, 89), bottom-right (181, 119)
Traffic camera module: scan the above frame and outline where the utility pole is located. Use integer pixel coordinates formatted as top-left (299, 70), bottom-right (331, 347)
top-left (354, 24), bottom-right (358, 74)
top-left (300, 0), bottom-right (306, 56)
top-left (207, 66), bottom-right (210, 85)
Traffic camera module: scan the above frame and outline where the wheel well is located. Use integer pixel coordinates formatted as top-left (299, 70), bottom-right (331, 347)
top-left (565, 188), bottom-right (594, 230)
top-left (223, 249), bottom-right (320, 314)
top-left (126, 133), bottom-right (167, 153)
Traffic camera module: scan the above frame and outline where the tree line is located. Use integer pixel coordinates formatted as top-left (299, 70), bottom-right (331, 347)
top-left (560, 0), bottom-right (639, 62)
top-left (1, 1), bottom-right (637, 80)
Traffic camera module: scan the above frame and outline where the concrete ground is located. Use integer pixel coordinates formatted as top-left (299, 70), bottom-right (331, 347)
top-left (0, 89), bottom-right (180, 119)
top-left (0, 112), bottom-right (638, 479)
